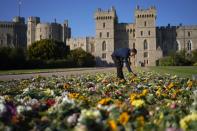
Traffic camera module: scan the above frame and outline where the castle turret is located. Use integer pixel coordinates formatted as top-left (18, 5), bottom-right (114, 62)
top-left (27, 17), bottom-right (40, 47)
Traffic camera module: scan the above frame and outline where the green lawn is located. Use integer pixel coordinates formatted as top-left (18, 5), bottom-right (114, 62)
top-left (137, 66), bottom-right (197, 79)
top-left (0, 68), bottom-right (96, 75)
top-left (0, 66), bottom-right (197, 79)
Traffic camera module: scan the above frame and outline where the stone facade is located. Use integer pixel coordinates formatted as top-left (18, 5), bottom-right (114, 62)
top-left (27, 17), bottom-right (71, 47)
top-left (0, 16), bottom-right (27, 48)
top-left (67, 37), bottom-right (95, 54)
top-left (68, 6), bottom-right (197, 66)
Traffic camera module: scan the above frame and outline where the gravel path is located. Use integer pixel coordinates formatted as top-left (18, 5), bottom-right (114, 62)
top-left (0, 67), bottom-right (115, 81)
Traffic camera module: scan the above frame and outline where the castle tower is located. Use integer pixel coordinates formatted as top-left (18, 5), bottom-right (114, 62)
top-left (135, 6), bottom-right (159, 66)
top-left (94, 6), bottom-right (118, 65)
top-left (62, 20), bottom-right (71, 43)
top-left (27, 17), bottom-right (40, 47)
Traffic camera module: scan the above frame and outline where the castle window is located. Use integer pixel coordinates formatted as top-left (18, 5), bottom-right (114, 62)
top-left (187, 41), bottom-right (192, 51)
top-left (99, 32), bottom-right (102, 38)
top-left (141, 31), bottom-right (143, 36)
top-left (130, 29), bottom-right (132, 33)
top-left (144, 40), bottom-right (148, 50)
top-left (40, 35), bottom-right (42, 40)
top-left (107, 32), bottom-right (109, 38)
top-left (133, 33), bottom-right (135, 37)
top-left (102, 53), bottom-right (106, 59)
top-left (144, 21), bottom-right (146, 27)
top-left (188, 32), bottom-right (191, 37)
top-left (144, 52), bottom-right (148, 57)
top-left (147, 60), bottom-right (148, 64)
top-left (102, 41), bottom-right (106, 51)
top-left (90, 43), bottom-right (95, 53)
top-left (110, 16), bottom-right (112, 19)
top-left (103, 23), bottom-right (105, 28)
top-left (133, 43), bottom-right (135, 48)
top-left (148, 31), bottom-right (151, 36)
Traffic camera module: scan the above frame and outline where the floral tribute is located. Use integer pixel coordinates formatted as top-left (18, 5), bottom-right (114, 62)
top-left (0, 71), bottom-right (196, 131)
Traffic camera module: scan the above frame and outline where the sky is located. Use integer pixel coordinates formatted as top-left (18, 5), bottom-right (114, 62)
top-left (0, 0), bottom-right (197, 37)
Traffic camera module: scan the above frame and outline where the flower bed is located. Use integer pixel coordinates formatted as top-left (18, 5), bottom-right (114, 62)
top-left (0, 71), bottom-right (197, 131)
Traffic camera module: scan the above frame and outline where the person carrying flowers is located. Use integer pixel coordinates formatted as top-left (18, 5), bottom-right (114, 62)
top-left (111, 47), bottom-right (137, 80)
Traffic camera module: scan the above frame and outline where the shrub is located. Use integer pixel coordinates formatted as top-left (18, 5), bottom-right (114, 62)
top-left (28, 39), bottom-right (69, 60)
top-left (67, 48), bottom-right (95, 67)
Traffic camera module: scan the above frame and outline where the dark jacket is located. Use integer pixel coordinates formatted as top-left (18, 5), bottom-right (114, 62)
top-left (112, 48), bottom-right (132, 72)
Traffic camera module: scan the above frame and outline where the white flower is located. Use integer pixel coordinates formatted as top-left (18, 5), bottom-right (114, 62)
top-left (0, 103), bottom-right (6, 116)
top-left (17, 105), bottom-right (25, 114)
top-left (67, 113), bottom-right (78, 126)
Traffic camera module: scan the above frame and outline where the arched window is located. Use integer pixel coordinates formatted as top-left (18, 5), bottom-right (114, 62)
top-left (102, 41), bottom-right (106, 51)
top-left (144, 40), bottom-right (148, 50)
top-left (103, 23), bottom-right (105, 28)
top-left (187, 40), bottom-right (192, 51)
top-left (176, 40), bottom-right (181, 51)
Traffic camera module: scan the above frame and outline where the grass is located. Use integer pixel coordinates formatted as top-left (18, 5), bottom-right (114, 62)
top-left (137, 66), bottom-right (197, 78)
top-left (0, 67), bottom-right (98, 75)
top-left (0, 66), bottom-right (197, 79)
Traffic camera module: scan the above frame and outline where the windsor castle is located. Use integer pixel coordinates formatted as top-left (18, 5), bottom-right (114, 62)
top-left (0, 6), bottom-right (197, 66)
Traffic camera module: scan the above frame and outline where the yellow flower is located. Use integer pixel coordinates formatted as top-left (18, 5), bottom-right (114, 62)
top-left (98, 98), bottom-right (111, 105)
top-left (130, 93), bottom-right (137, 101)
top-left (167, 82), bottom-right (174, 89)
top-left (131, 99), bottom-right (145, 108)
top-left (68, 93), bottom-right (80, 99)
top-left (187, 80), bottom-right (193, 88)
top-left (180, 113), bottom-right (197, 130)
top-left (119, 112), bottom-right (130, 125)
top-left (108, 120), bottom-right (117, 131)
top-left (141, 89), bottom-right (148, 96)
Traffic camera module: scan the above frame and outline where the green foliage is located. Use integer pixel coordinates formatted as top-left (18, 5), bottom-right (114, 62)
top-left (28, 39), bottom-right (68, 60)
top-left (191, 49), bottom-right (197, 63)
top-left (68, 48), bottom-right (95, 67)
top-left (0, 47), bottom-right (26, 69)
top-left (158, 50), bottom-right (194, 66)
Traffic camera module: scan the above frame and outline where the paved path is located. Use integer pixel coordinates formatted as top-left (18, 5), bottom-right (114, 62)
top-left (0, 67), bottom-right (115, 81)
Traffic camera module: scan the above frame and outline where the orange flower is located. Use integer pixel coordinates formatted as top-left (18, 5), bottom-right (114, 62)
top-left (108, 120), bottom-right (117, 131)
top-left (98, 98), bottom-right (111, 105)
top-left (63, 83), bottom-right (70, 90)
top-left (119, 112), bottom-right (130, 125)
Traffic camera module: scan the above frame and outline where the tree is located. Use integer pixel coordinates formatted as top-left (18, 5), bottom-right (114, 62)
top-left (68, 48), bottom-right (95, 67)
top-left (28, 39), bottom-right (68, 60)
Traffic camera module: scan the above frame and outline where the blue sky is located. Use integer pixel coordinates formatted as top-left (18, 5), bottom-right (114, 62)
top-left (0, 0), bottom-right (197, 37)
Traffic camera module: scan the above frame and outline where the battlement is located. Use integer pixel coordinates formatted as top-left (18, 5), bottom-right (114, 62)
top-left (28, 16), bottom-right (40, 23)
top-left (135, 5), bottom-right (156, 18)
top-left (95, 6), bottom-right (117, 20)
